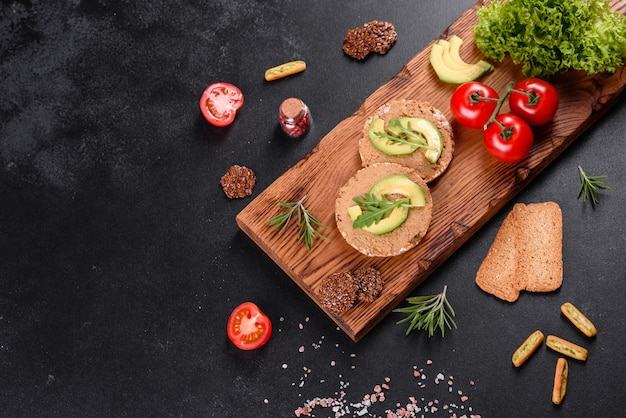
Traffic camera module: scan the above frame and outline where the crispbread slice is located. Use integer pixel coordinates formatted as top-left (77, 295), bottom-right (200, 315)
top-left (475, 202), bottom-right (563, 302)
top-left (334, 163), bottom-right (433, 257)
top-left (514, 202), bottom-right (563, 292)
top-left (359, 100), bottom-right (454, 183)
top-left (475, 209), bottom-right (523, 302)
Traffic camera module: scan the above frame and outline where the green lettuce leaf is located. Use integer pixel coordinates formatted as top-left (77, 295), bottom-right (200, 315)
top-left (473, 0), bottom-right (626, 77)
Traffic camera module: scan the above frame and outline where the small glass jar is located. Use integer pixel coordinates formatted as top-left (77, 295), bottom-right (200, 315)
top-left (279, 97), bottom-right (311, 138)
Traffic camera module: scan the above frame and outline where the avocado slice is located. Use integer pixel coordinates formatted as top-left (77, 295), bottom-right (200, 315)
top-left (392, 117), bottom-right (443, 164)
top-left (438, 39), bottom-right (475, 71)
top-left (348, 174), bottom-right (426, 235)
top-left (369, 174), bottom-right (426, 207)
top-left (368, 117), bottom-right (443, 163)
top-left (446, 35), bottom-right (473, 69)
top-left (347, 204), bottom-right (409, 235)
top-left (429, 43), bottom-right (493, 84)
top-left (368, 117), bottom-right (418, 156)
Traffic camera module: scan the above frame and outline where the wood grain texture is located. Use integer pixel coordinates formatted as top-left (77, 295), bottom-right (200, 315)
top-left (236, 0), bottom-right (626, 341)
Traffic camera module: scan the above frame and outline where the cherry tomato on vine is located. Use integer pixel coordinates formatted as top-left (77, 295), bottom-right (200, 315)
top-left (200, 82), bottom-right (244, 127)
top-left (227, 302), bottom-right (272, 350)
top-left (509, 78), bottom-right (559, 126)
top-left (483, 113), bottom-right (534, 163)
top-left (450, 82), bottom-right (500, 130)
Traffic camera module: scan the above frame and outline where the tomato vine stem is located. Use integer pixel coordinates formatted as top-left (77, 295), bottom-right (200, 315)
top-left (482, 82), bottom-right (515, 131)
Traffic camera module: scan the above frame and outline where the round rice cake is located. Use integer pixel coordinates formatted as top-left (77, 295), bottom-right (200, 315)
top-left (335, 162), bottom-right (433, 257)
top-left (359, 100), bottom-right (454, 183)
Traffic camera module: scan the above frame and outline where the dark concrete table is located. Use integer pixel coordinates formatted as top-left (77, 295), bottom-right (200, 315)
top-left (1, 1), bottom-right (624, 416)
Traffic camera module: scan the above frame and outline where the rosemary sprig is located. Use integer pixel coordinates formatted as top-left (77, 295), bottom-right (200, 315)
top-left (577, 165), bottom-right (610, 205)
top-left (393, 285), bottom-right (457, 337)
top-left (266, 195), bottom-right (328, 251)
top-left (375, 119), bottom-right (431, 149)
top-left (351, 192), bottom-right (412, 229)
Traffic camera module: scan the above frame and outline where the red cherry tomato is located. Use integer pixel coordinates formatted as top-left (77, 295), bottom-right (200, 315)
top-left (483, 113), bottom-right (534, 163)
top-left (227, 302), bottom-right (272, 350)
top-left (450, 82), bottom-right (500, 130)
top-left (509, 78), bottom-right (559, 126)
top-left (200, 82), bottom-right (244, 127)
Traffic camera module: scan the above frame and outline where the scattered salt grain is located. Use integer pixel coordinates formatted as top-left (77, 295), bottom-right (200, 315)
top-left (283, 318), bottom-right (480, 417)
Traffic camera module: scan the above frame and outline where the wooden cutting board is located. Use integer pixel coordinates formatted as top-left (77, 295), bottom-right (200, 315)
top-left (237, 0), bottom-right (626, 341)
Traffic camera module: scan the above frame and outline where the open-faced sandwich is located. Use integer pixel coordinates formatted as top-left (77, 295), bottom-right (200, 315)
top-left (335, 162), bottom-right (433, 257)
top-left (359, 100), bottom-right (454, 183)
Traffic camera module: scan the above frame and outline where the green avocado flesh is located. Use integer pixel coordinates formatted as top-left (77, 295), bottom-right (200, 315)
top-left (348, 174), bottom-right (426, 235)
top-left (429, 42), bottom-right (494, 84)
top-left (368, 117), bottom-right (443, 163)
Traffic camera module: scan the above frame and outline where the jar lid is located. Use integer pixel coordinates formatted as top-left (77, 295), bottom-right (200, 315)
top-left (280, 98), bottom-right (304, 119)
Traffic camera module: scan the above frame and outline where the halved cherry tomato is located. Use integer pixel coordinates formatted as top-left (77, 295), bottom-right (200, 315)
top-left (450, 82), bottom-right (500, 130)
top-left (227, 302), bottom-right (272, 350)
top-left (200, 82), bottom-right (244, 127)
top-left (483, 113), bottom-right (534, 163)
top-left (509, 78), bottom-right (559, 126)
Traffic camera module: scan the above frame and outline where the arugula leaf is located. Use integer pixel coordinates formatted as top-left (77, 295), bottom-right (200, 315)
top-left (374, 118), bottom-right (432, 150)
top-left (473, 0), bottom-right (626, 77)
top-left (351, 192), bottom-right (411, 229)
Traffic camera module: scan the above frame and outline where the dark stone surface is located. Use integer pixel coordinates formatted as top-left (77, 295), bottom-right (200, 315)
top-left (1, 1), bottom-right (625, 416)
